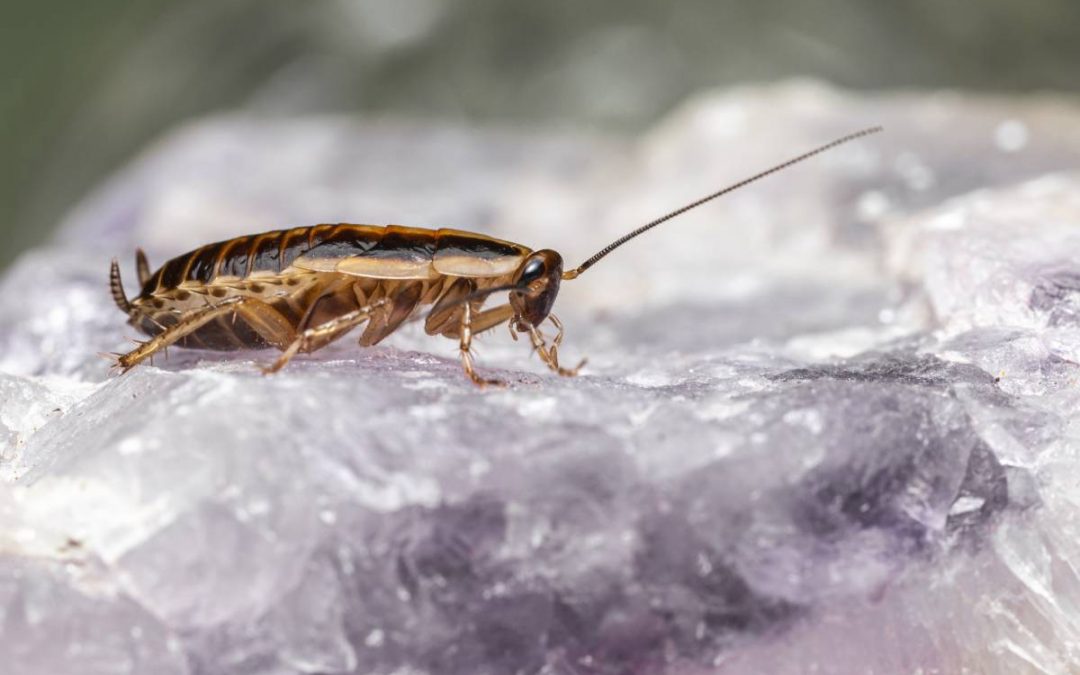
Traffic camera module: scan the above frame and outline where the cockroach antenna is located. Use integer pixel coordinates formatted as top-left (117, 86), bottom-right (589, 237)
top-left (562, 126), bottom-right (883, 280)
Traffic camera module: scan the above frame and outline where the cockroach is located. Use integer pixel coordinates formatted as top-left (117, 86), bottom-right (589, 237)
top-left (109, 127), bottom-right (881, 385)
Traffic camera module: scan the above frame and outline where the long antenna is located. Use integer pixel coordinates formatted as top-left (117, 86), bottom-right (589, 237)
top-left (562, 126), bottom-right (883, 280)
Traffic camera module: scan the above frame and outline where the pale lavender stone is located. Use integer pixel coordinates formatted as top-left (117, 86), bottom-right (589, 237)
top-left (3, 83), bottom-right (1080, 674)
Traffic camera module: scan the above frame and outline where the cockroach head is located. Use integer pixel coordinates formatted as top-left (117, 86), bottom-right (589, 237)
top-left (510, 249), bottom-right (563, 328)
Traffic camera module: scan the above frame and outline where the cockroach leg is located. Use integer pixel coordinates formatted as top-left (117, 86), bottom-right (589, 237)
top-left (548, 314), bottom-right (566, 348)
top-left (526, 322), bottom-right (585, 377)
top-left (240, 299), bottom-right (299, 351)
top-left (440, 303), bottom-right (514, 339)
top-left (116, 297), bottom-right (293, 372)
top-left (262, 298), bottom-right (390, 374)
top-left (545, 313), bottom-right (585, 373)
top-left (471, 303), bottom-right (515, 335)
top-left (459, 302), bottom-right (505, 387)
top-left (146, 313), bottom-right (169, 333)
top-left (424, 277), bottom-right (476, 336)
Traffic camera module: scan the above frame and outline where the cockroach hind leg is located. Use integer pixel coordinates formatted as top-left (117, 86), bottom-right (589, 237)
top-left (262, 299), bottom-right (387, 375)
top-left (261, 341), bottom-right (302, 375)
top-left (115, 297), bottom-right (249, 373)
top-left (99, 351), bottom-right (130, 375)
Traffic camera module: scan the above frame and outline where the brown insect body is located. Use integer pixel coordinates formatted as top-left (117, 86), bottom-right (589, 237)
top-left (133, 225), bottom-right (523, 343)
top-left (109, 128), bottom-right (882, 384)
top-left (112, 224), bottom-right (566, 384)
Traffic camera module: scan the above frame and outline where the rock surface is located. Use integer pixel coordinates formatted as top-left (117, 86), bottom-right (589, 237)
top-left (3, 82), bottom-right (1080, 674)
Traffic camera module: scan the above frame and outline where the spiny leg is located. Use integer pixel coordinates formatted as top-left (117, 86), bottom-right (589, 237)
top-left (549, 314), bottom-right (567, 349)
top-left (472, 303), bottom-right (515, 334)
top-left (234, 298), bottom-right (297, 350)
top-left (459, 302), bottom-right (507, 387)
top-left (525, 314), bottom-right (586, 377)
top-left (115, 297), bottom-right (295, 372)
top-left (545, 314), bottom-right (584, 372)
top-left (262, 297), bottom-right (390, 374)
top-left (441, 303), bottom-right (515, 339)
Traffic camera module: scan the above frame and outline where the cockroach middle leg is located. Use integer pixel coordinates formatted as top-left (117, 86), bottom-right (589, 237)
top-left (459, 302), bottom-right (506, 387)
top-left (472, 304), bottom-right (515, 333)
top-left (442, 304), bottom-right (515, 339)
top-left (262, 297), bottom-right (390, 374)
top-left (116, 297), bottom-right (294, 372)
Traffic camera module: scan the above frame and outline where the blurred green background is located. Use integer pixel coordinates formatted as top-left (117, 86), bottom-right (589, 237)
top-left (3, 0), bottom-right (1078, 269)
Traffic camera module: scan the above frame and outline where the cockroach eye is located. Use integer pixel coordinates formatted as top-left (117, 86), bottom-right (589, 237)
top-left (519, 257), bottom-right (546, 284)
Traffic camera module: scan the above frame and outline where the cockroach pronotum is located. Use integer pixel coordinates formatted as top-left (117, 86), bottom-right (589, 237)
top-left (109, 127), bottom-right (881, 385)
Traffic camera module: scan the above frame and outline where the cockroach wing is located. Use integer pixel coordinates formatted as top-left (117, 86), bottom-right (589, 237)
top-left (432, 228), bottom-right (529, 278)
top-left (295, 225), bottom-right (437, 279)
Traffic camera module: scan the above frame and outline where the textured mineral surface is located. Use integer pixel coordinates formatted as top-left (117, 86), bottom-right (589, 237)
top-left (3, 82), bottom-right (1080, 674)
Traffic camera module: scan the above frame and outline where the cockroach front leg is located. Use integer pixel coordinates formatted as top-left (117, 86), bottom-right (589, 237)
top-left (459, 302), bottom-right (505, 387)
top-left (525, 315), bottom-right (585, 377)
top-left (115, 297), bottom-right (294, 373)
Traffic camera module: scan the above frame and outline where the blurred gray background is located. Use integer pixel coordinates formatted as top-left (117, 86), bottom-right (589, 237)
top-left (3, 0), bottom-right (1078, 269)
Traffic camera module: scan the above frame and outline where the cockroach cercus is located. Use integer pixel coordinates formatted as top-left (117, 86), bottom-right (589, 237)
top-left (109, 127), bottom-right (881, 386)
